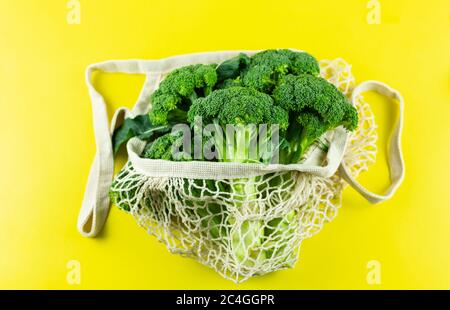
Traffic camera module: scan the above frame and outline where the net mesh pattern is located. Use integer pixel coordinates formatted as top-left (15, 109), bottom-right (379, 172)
top-left (110, 58), bottom-right (378, 283)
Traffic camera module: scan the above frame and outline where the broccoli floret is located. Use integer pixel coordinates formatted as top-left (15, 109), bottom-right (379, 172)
top-left (342, 102), bottom-right (359, 131)
top-left (296, 112), bottom-right (330, 154)
top-left (187, 96), bottom-right (222, 126)
top-left (242, 65), bottom-right (275, 93)
top-left (273, 74), bottom-right (358, 163)
top-left (251, 50), bottom-right (291, 73)
top-left (268, 105), bottom-right (290, 132)
top-left (192, 64), bottom-right (218, 96)
top-left (149, 64), bottom-right (218, 125)
top-left (274, 74), bottom-right (356, 129)
top-left (109, 178), bottom-right (131, 212)
top-left (148, 90), bottom-right (187, 126)
top-left (188, 87), bottom-right (277, 124)
top-left (217, 88), bottom-right (273, 126)
top-left (278, 49), bottom-right (320, 76)
top-left (143, 132), bottom-right (191, 161)
top-left (143, 133), bottom-right (175, 160)
top-left (109, 165), bottom-right (138, 212)
top-left (240, 49), bottom-right (320, 93)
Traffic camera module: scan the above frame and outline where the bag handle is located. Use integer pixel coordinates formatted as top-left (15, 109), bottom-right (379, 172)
top-left (77, 61), bottom-right (159, 237)
top-left (338, 80), bottom-right (405, 204)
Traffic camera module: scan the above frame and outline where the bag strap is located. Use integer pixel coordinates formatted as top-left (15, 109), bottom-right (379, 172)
top-left (77, 61), bottom-right (158, 237)
top-left (338, 80), bottom-right (405, 204)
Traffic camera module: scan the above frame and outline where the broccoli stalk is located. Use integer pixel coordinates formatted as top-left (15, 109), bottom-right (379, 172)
top-left (264, 209), bottom-right (298, 263)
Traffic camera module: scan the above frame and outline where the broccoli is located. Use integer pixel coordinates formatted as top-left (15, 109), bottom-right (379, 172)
top-left (143, 132), bottom-right (192, 161)
top-left (273, 74), bottom-right (358, 163)
top-left (264, 209), bottom-right (298, 263)
top-left (241, 65), bottom-right (275, 93)
top-left (188, 86), bottom-right (288, 163)
top-left (240, 49), bottom-right (320, 93)
top-left (214, 53), bottom-right (248, 89)
top-left (279, 49), bottom-right (321, 76)
top-left (252, 49), bottom-right (320, 76)
top-left (109, 172), bottom-right (132, 212)
top-left (111, 114), bottom-right (172, 155)
top-left (187, 86), bottom-right (289, 265)
top-left (149, 64), bottom-right (218, 125)
top-left (110, 50), bottom-right (360, 270)
top-left (145, 134), bottom-right (227, 242)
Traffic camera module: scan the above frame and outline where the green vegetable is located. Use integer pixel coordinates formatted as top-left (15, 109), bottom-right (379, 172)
top-left (144, 134), bottom-right (227, 241)
top-left (109, 164), bottom-right (136, 212)
top-left (110, 49), bottom-right (359, 268)
top-left (216, 53), bottom-right (250, 82)
top-left (112, 114), bottom-right (171, 155)
top-left (273, 74), bottom-right (358, 163)
top-left (187, 86), bottom-right (289, 265)
top-left (241, 49), bottom-right (320, 93)
top-left (264, 209), bottom-right (297, 261)
top-left (149, 64), bottom-right (218, 125)
top-left (188, 86), bottom-right (288, 162)
top-left (143, 132), bottom-right (192, 161)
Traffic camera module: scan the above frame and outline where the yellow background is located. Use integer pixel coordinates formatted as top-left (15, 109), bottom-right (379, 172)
top-left (1, 0), bottom-right (449, 289)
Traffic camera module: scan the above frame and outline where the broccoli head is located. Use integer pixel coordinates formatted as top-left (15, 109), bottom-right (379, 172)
top-left (273, 74), bottom-right (358, 163)
top-left (188, 86), bottom-right (288, 128)
top-left (187, 86), bottom-right (288, 163)
top-left (149, 64), bottom-right (218, 125)
top-left (216, 87), bottom-right (275, 126)
top-left (242, 65), bottom-right (274, 93)
top-left (240, 49), bottom-right (320, 93)
top-left (279, 49), bottom-right (321, 76)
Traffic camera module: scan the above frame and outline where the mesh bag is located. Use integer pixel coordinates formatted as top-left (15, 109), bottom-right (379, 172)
top-left (78, 51), bottom-right (405, 283)
top-left (109, 59), bottom-right (375, 282)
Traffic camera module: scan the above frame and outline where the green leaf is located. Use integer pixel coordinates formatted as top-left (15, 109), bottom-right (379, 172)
top-left (112, 114), bottom-right (171, 155)
top-left (216, 53), bottom-right (250, 82)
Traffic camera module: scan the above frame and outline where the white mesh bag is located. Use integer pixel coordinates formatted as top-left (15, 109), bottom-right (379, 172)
top-left (78, 50), bottom-right (405, 283)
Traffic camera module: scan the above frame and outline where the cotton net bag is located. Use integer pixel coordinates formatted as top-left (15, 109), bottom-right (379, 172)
top-left (78, 50), bottom-right (405, 283)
